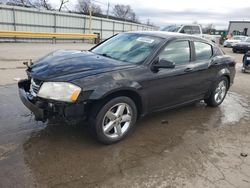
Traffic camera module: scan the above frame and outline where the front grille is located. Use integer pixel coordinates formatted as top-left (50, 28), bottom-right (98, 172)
top-left (30, 78), bottom-right (42, 96)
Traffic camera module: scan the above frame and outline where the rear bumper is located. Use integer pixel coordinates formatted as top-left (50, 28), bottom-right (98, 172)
top-left (18, 79), bottom-right (87, 123)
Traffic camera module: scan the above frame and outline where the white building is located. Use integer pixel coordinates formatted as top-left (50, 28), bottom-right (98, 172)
top-left (228, 21), bottom-right (250, 36)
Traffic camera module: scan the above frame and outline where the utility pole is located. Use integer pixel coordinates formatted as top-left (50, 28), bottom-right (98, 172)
top-left (89, 0), bottom-right (92, 34)
top-left (106, 2), bottom-right (110, 19)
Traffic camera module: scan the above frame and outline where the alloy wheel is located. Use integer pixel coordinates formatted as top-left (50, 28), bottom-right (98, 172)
top-left (102, 103), bottom-right (132, 139)
top-left (214, 80), bottom-right (227, 104)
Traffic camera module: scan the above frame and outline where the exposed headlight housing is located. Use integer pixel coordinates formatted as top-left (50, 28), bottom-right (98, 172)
top-left (37, 82), bottom-right (81, 102)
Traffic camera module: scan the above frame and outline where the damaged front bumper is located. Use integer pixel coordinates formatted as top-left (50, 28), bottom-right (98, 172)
top-left (18, 79), bottom-right (87, 123)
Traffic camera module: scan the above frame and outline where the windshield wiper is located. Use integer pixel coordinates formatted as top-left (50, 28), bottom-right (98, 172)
top-left (98, 53), bottom-right (112, 58)
top-left (95, 52), bottom-right (125, 62)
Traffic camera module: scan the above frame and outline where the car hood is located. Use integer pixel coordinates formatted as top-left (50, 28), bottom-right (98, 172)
top-left (30, 50), bottom-right (135, 81)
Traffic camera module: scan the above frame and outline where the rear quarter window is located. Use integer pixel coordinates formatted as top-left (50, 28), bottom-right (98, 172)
top-left (192, 26), bottom-right (201, 34)
top-left (194, 42), bottom-right (213, 61)
top-left (180, 26), bottom-right (192, 34)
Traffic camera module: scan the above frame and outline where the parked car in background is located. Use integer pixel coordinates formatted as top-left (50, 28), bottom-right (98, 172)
top-left (18, 31), bottom-right (236, 144)
top-left (232, 37), bottom-right (250, 53)
top-left (161, 24), bottom-right (202, 36)
top-left (202, 34), bottom-right (221, 45)
top-left (223, 36), bottom-right (247, 47)
top-left (161, 25), bottom-right (221, 44)
top-left (242, 51), bottom-right (250, 73)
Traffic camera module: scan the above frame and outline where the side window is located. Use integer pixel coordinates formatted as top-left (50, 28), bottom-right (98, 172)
top-left (180, 26), bottom-right (192, 34)
top-left (194, 42), bottom-right (213, 61)
top-left (192, 26), bottom-right (201, 34)
top-left (159, 41), bottom-right (190, 65)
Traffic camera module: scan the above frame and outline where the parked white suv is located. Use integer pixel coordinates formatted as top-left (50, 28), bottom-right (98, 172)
top-left (161, 24), bottom-right (202, 36)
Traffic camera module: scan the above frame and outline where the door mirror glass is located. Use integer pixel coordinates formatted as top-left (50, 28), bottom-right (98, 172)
top-left (153, 59), bottom-right (175, 69)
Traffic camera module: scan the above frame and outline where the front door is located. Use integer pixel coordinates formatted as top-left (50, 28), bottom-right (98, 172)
top-left (146, 40), bottom-right (198, 112)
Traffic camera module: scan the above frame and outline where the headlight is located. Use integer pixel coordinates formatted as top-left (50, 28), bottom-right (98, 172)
top-left (37, 82), bottom-right (81, 102)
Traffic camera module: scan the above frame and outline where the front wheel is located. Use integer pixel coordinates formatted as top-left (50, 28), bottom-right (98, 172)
top-left (89, 96), bottom-right (137, 144)
top-left (205, 77), bottom-right (229, 107)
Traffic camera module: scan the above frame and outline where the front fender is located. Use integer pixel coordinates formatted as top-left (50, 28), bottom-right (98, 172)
top-left (216, 67), bottom-right (230, 80)
top-left (88, 79), bottom-right (142, 100)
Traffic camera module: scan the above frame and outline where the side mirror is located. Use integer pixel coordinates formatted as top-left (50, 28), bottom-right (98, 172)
top-left (153, 59), bottom-right (176, 69)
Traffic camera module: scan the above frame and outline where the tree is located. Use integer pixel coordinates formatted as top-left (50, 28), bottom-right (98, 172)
top-left (112, 4), bottom-right (137, 21)
top-left (129, 12), bottom-right (138, 22)
top-left (38, 0), bottom-right (52, 10)
top-left (6, 0), bottom-right (35, 7)
top-left (6, 0), bottom-right (52, 10)
top-left (77, 0), bottom-right (102, 15)
top-left (202, 23), bottom-right (215, 34)
top-left (58, 0), bottom-right (69, 12)
top-left (0, 0), bottom-right (7, 4)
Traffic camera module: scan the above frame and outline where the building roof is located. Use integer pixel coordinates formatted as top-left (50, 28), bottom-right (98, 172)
top-left (229, 21), bottom-right (250, 23)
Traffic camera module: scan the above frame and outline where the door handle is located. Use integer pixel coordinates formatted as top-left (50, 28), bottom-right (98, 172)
top-left (184, 67), bottom-right (193, 72)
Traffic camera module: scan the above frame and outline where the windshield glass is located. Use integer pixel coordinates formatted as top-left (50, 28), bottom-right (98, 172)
top-left (161, 25), bottom-right (181, 32)
top-left (233, 36), bottom-right (246, 41)
top-left (245, 38), bottom-right (250, 42)
top-left (91, 33), bottom-right (162, 64)
top-left (232, 36), bottom-right (241, 40)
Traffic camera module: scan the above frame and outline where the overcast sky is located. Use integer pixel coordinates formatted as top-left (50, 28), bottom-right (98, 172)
top-left (50, 0), bottom-right (250, 29)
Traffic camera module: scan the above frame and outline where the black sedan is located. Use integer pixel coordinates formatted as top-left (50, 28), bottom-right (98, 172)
top-left (18, 31), bottom-right (236, 144)
top-left (232, 37), bottom-right (250, 53)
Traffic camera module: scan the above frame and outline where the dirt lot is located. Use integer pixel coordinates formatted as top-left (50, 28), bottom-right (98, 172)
top-left (0, 43), bottom-right (250, 188)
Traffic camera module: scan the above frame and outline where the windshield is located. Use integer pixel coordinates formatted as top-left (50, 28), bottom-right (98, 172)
top-left (91, 33), bottom-right (162, 64)
top-left (233, 36), bottom-right (246, 41)
top-left (161, 25), bottom-right (181, 32)
top-left (245, 38), bottom-right (250, 42)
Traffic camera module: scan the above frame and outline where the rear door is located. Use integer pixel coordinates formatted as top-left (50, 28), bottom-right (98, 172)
top-left (188, 40), bottom-right (216, 96)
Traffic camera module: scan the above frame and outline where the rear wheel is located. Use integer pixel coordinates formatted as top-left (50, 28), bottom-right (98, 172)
top-left (232, 48), bottom-right (237, 53)
top-left (205, 77), bottom-right (229, 107)
top-left (242, 67), bottom-right (246, 73)
top-left (89, 96), bottom-right (137, 144)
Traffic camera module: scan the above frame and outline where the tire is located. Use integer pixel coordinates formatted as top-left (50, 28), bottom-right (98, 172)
top-left (242, 67), bottom-right (246, 73)
top-left (205, 76), bottom-right (229, 107)
top-left (89, 96), bottom-right (137, 144)
top-left (232, 48), bottom-right (237, 53)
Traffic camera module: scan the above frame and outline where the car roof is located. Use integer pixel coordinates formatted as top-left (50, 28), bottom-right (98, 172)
top-left (127, 31), bottom-right (210, 43)
top-left (163, 24), bottom-right (201, 27)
